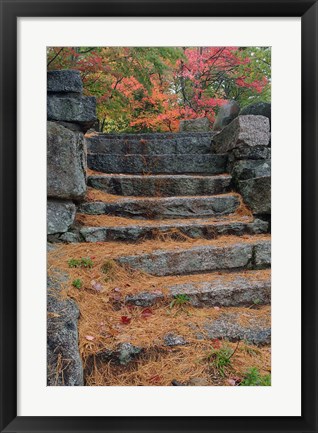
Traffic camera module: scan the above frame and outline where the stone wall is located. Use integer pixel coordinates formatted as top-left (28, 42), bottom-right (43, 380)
top-left (47, 70), bottom-right (96, 239)
top-left (212, 115), bottom-right (271, 226)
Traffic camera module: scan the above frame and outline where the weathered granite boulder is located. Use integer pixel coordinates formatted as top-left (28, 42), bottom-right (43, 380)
top-left (47, 121), bottom-right (87, 200)
top-left (238, 176), bottom-right (271, 215)
top-left (241, 102), bottom-right (271, 127)
top-left (47, 70), bottom-right (83, 94)
top-left (230, 146), bottom-right (271, 161)
top-left (213, 101), bottom-right (240, 131)
top-left (47, 271), bottom-right (83, 385)
top-left (179, 117), bottom-right (210, 132)
top-left (47, 95), bottom-right (96, 132)
top-left (213, 115), bottom-right (270, 153)
top-left (47, 200), bottom-right (76, 234)
top-left (231, 159), bottom-right (271, 181)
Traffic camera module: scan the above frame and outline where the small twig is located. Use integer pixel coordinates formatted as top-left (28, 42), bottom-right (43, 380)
top-left (47, 47), bottom-right (64, 68)
top-left (228, 340), bottom-right (240, 360)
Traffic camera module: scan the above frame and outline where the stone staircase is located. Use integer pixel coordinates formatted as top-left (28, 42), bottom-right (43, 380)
top-left (76, 131), bottom-right (271, 380)
top-left (46, 69), bottom-right (271, 386)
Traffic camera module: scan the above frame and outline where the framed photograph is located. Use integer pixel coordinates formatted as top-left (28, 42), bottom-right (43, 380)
top-left (0, 1), bottom-right (317, 432)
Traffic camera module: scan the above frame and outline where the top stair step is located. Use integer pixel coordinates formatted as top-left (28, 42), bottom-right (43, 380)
top-left (87, 153), bottom-right (228, 175)
top-left (86, 132), bottom-right (215, 155)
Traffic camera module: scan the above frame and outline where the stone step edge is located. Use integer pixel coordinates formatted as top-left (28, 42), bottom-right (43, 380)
top-left (88, 173), bottom-right (232, 179)
top-left (124, 273), bottom-right (271, 308)
top-left (87, 132), bottom-right (216, 139)
top-left (116, 238), bottom-right (271, 276)
top-left (77, 219), bottom-right (268, 243)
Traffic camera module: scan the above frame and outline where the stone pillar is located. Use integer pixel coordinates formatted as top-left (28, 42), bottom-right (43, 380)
top-left (47, 70), bottom-right (96, 240)
top-left (213, 115), bottom-right (271, 226)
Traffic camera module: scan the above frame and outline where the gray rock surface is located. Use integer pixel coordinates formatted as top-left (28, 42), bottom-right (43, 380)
top-left (47, 121), bottom-right (87, 200)
top-left (47, 95), bottom-right (96, 132)
top-left (203, 314), bottom-right (271, 345)
top-left (47, 271), bottom-right (83, 386)
top-left (240, 102), bottom-right (271, 127)
top-left (116, 239), bottom-right (271, 276)
top-left (213, 115), bottom-right (270, 154)
top-left (125, 291), bottom-right (164, 307)
top-left (59, 232), bottom-right (81, 243)
top-left (47, 200), bottom-right (76, 234)
top-left (230, 146), bottom-right (271, 161)
top-left (254, 242), bottom-right (271, 267)
top-left (238, 176), bottom-right (271, 214)
top-left (163, 333), bottom-right (187, 346)
top-left (169, 276), bottom-right (270, 307)
top-left (80, 218), bottom-right (269, 243)
top-left (213, 101), bottom-right (240, 131)
top-left (86, 133), bottom-right (215, 155)
top-left (87, 153), bottom-right (228, 175)
top-left (88, 174), bottom-right (232, 197)
top-left (79, 194), bottom-right (240, 219)
top-left (231, 159), bottom-right (271, 181)
top-left (47, 70), bottom-right (83, 94)
top-left (179, 117), bottom-right (210, 132)
top-left (95, 343), bottom-right (143, 366)
top-left (125, 272), bottom-right (271, 308)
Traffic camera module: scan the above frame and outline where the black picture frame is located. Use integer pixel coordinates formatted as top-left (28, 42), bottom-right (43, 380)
top-left (0, 1), bottom-right (317, 432)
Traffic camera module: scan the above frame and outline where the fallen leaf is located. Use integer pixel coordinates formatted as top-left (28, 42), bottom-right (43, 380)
top-left (211, 339), bottom-right (221, 349)
top-left (141, 308), bottom-right (153, 318)
top-left (120, 316), bottom-right (131, 325)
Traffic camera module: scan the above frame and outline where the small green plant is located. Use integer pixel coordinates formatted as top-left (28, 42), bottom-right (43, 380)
top-left (207, 341), bottom-right (240, 377)
top-left (67, 257), bottom-right (94, 269)
top-left (72, 279), bottom-right (82, 289)
top-left (169, 294), bottom-right (191, 309)
top-left (68, 258), bottom-right (81, 268)
top-left (208, 345), bottom-right (234, 377)
top-left (80, 257), bottom-right (94, 268)
top-left (240, 367), bottom-right (271, 386)
top-left (101, 260), bottom-right (114, 274)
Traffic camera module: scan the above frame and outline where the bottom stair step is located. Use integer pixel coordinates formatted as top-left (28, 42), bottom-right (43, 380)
top-left (87, 307), bottom-right (271, 368)
top-left (125, 269), bottom-right (271, 308)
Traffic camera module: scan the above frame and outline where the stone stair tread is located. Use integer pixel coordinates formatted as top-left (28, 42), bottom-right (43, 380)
top-left (86, 132), bottom-right (216, 139)
top-left (115, 234), bottom-right (271, 276)
top-left (125, 269), bottom-right (271, 307)
top-left (86, 132), bottom-right (215, 154)
top-left (87, 173), bottom-right (232, 197)
top-left (78, 193), bottom-right (241, 219)
top-left (78, 214), bottom-right (268, 242)
top-left (87, 153), bottom-right (228, 174)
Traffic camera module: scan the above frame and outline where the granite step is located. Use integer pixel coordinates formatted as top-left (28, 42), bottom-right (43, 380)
top-left (87, 173), bottom-right (232, 197)
top-left (86, 132), bottom-right (215, 155)
top-left (78, 215), bottom-right (268, 243)
top-left (78, 194), bottom-right (240, 220)
top-left (116, 235), bottom-right (271, 276)
top-left (125, 269), bottom-right (271, 308)
top-left (87, 153), bottom-right (228, 174)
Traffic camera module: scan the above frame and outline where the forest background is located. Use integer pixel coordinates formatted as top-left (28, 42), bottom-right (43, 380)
top-left (47, 46), bottom-right (271, 133)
